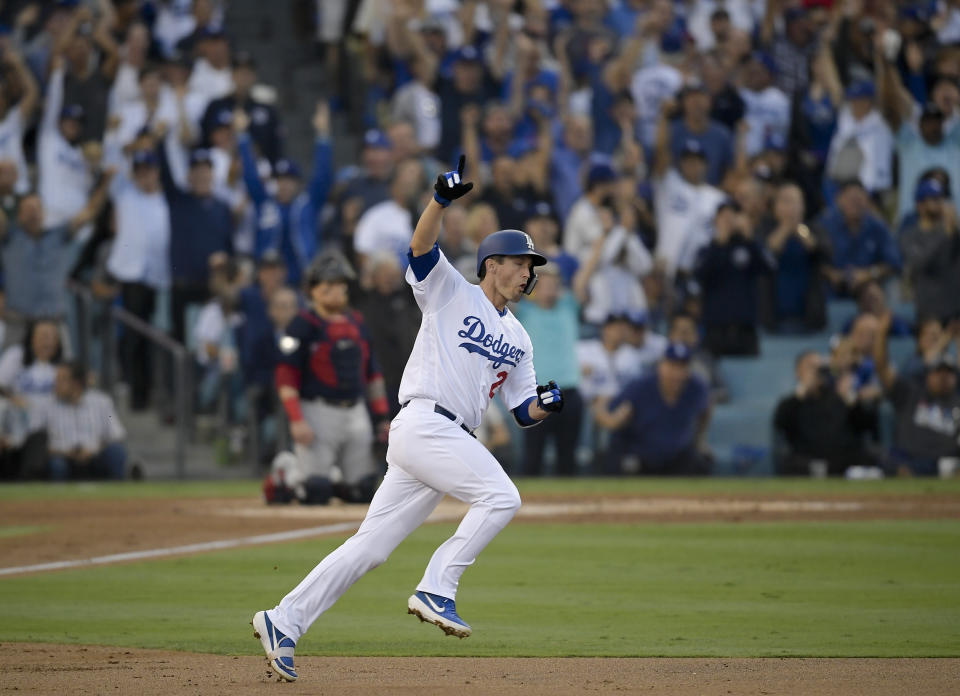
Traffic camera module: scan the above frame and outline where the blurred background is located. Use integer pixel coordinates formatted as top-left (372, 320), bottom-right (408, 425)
top-left (0, 0), bottom-right (957, 486)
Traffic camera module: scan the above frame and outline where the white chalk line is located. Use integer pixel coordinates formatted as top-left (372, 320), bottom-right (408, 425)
top-left (0, 498), bottom-right (866, 578)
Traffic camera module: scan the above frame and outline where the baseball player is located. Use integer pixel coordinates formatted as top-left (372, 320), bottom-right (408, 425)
top-left (269, 255), bottom-right (389, 505)
top-left (252, 156), bottom-right (564, 682)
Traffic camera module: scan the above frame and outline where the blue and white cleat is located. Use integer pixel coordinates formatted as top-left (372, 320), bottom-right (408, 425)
top-left (407, 591), bottom-right (472, 638)
top-left (251, 610), bottom-right (298, 682)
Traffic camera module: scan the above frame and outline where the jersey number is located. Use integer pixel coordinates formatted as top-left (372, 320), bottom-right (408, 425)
top-left (489, 371), bottom-right (508, 399)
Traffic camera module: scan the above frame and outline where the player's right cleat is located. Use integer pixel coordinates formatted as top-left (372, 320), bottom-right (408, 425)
top-left (407, 591), bottom-right (472, 638)
top-left (251, 610), bottom-right (298, 682)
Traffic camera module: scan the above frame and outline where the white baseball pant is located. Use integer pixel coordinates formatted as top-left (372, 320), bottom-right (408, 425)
top-left (267, 398), bottom-right (521, 641)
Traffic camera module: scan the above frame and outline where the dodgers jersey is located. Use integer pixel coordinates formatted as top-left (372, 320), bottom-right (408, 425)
top-left (398, 246), bottom-right (538, 431)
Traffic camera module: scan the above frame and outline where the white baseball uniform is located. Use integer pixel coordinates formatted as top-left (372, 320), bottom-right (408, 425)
top-left (266, 246), bottom-right (540, 642)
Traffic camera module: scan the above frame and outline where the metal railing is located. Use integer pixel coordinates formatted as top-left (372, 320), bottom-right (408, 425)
top-left (69, 281), bottom-right (193, 478)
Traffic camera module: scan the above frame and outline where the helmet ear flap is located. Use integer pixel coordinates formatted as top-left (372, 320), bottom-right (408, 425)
top-left (523, 271), bottom-right (538, 295)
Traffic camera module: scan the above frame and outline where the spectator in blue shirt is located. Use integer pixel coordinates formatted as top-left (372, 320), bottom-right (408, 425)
top-left (514, 263), bottom-right (584, 476)
top-left (551, 114), bottom-right (597, 221)
top-left (760, 183), bottom-right (828, 332)
top-left (669, 82), bottom-right (734, 186)
top-left (159, 145), bottom-right (234, 345)
top-left (594, 342), bottom-right (711, 476)
top-left (815, 179), bottom-right (902, 297)
top-left (236, 102), bottom-right (333, 287)
top-left (0, 182), bottom-right (110, 338)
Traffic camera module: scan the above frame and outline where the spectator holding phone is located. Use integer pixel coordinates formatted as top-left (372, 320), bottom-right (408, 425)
top-left (773, 350), bottom-right (879, 476)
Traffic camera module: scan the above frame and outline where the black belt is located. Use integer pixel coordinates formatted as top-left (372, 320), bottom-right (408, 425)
top-left (320, 397), bottom-right (359, 408)
top-left (401, 401), bottom-right (476, 438)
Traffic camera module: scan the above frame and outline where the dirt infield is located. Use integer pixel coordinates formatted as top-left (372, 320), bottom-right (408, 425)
top-left (2, 491), bottom-right (960, 571)
top-left (2, 490), bottom-right (959, 694)
top-left (2, 643), bottom-right (958, 695)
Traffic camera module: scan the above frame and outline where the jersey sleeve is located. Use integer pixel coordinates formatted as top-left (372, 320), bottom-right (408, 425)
top-left (404, 244), bottom-right (470, 314)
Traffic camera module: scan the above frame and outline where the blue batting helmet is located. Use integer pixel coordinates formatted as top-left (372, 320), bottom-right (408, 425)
top-left (476, 229), bottom-right (548, 295)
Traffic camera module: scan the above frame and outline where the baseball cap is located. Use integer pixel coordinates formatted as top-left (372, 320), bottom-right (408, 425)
top-left (915, 177), bottom-right (946, 202)
top-left (749, 50), bottom-right (777, 75)
top-left (764, 131), bottom-right (787, 152)
top-left (196, 25), bottom-right (227, 41)
top-left (680, 139), bottom-right (706, 158)
top-left (189, 148), bottom-right (214, 167)
top-left (625, 310), bottom-right (649, 327)
top-left (525, 200), bottom-right (557, 222)
top-left (453, 45), bottom-right (482, 64)
top-left (362, 129), bottom-right (392, 150)
top-left (845, 80), bottom-right (876, 100)
top-left (678, 80), bottom-right (709, 100)
top-left (921, 101), bottom-right (945, 121)
top-left (587, 162), bottom-right (617, 186)
top-left (211, 108), bottom-right (234, 129)
top-left (273, 158), bottom-right (301, 179)
top-left (784, 6), bottom-right (808, 24)
top-left (929, 355), bottom-right (958, 374)
top-left (603, 312), bottom-right (630, 326)
top-left (258, 248), bottom-right (284, 268)
top-left (900, 4), bottom-right (932, 23)
top-left (664, 342), bottom-right (693, 363)
top-left (60, 104), bottom-right (85, 122)
top-left (233, 50), bottom-right (256, 70)
top-left (753, 163), bottom-right (775, 182)
top-left (132, 149), bottom-right (158, 168)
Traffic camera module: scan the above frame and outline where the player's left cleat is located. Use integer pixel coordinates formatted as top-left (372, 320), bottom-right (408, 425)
top-left (407, 591), bottom-right (472, 638)
top-left (252, 610), bottom-right (298, 682)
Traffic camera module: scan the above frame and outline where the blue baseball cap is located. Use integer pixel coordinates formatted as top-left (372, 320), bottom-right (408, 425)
top-left (189, 148), bottom-right (214, 167)
top-left (211, 108), bottom-right (234, 128)
top-left (749, 50), bottom-right (777, 75)
top-left (273, 158), bottom-right (301, 179)
top-left (196, 25), bottom-right (227, 41)
top-left (132, 149), bottom-right (158, 168)
top-left (845, 80), bottom-right (875, 100)
top-left (784, 7), bottom-right (808, 24)
top-left (60, 104), bottom-right (85, 122)
top-left (587, 162), bottom-right (617, 186)
top-left (625, 310), bottom-right (648, 327)
top-left (680, 139), bottom-right (706, 158)
top-left (915, 177), bottom-right (946, 202)
top-left (362, 129), bottom-right (392, 150)
top-left (764, 131), bottom-right (787, 152)
top-left (453, 45), bottom-right (482, 64)
top-left (664, 342), bottom-right (693, 363)
top-left (525, 200), bottom-right (557, 221)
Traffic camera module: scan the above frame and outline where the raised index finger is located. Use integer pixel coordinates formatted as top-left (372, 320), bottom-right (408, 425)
top-left (457, 154), bottom-right (466, 177)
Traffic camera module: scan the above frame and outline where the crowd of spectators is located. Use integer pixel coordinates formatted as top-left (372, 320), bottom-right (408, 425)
top-left (1, 0), bottom-right (959, 482)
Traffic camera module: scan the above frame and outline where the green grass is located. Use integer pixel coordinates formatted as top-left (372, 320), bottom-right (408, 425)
top-left (2, 476), bottom-right (959, 502)
top-left (1, 520), bottom-right (958, 657)
top-left (0, 524), bottom-right (51, 538)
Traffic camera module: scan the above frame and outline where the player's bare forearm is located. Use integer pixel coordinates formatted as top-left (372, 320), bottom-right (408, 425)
top-left (410, 198), bottom-right (446, 257)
